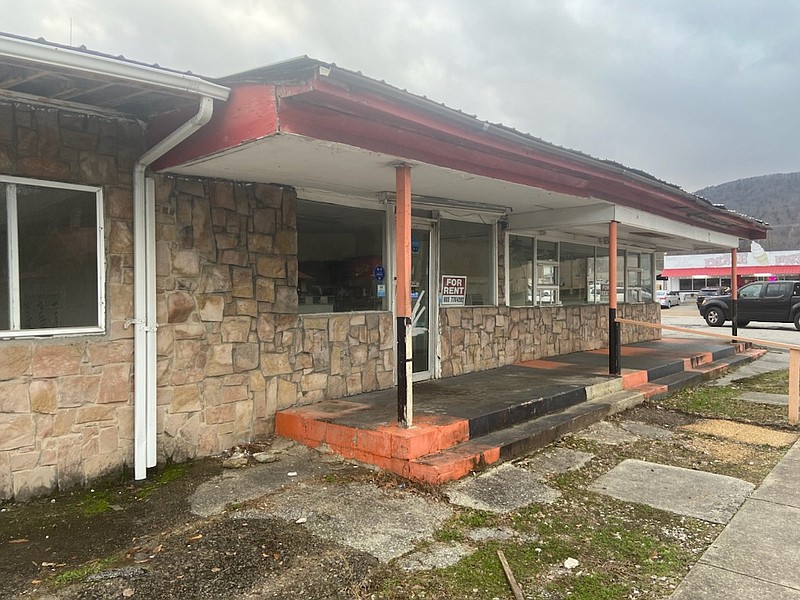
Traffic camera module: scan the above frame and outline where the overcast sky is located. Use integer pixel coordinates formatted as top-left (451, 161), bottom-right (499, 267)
top-left (2, 0), bottom-right (798, 191)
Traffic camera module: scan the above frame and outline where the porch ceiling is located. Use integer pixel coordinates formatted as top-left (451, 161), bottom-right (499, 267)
top-left (165, 133), bottom-right (735, 253)
top-left (165, 132), bottom-right (598, 214)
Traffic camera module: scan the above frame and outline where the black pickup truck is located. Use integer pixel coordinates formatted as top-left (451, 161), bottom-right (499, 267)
top-left (698, 280), bottom-right (800, 330)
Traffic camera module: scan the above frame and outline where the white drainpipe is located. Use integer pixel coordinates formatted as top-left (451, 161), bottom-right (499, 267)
top-left (132, 96), bottom-right (215, 480)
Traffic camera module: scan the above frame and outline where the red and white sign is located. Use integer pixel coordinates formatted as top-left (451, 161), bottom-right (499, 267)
top-left (441, 275), bottom-right (467, 306)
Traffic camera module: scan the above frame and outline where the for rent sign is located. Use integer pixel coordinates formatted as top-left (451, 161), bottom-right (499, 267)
top-left (441, 275), bottom-right (467, 306)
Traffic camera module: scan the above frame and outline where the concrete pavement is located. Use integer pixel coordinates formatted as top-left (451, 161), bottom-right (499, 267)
top-left (670, 349), bottom-right (800, 599)
top-left (670, 438), bottom-right (800, 599)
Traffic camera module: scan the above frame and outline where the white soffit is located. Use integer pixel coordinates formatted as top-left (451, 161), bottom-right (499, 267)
top-left (165, 133), bottom-right (595, 213)
top-left (509, 203), bottom-right (740, 250)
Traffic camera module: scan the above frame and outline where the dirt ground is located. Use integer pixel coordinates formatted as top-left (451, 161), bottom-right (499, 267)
top-left (0, 402), bottom-right (795, 600)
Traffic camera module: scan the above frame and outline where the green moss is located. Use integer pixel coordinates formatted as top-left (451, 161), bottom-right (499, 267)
top-left (78, 490), bottom-right (113, 516)
top-left (136, 462), bottom-right (188, 499)
top-left (51, 556), bottom-right (117, 587)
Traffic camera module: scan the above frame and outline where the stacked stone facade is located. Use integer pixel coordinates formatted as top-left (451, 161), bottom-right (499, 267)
top-left (0, 101), bottom-right (662, 501)
top-left (152, 179), bottom-right (396, 462)
top-left (0, 102), bottom-right (143, 500)
top-left (439, 303), bottom-right (660, 377)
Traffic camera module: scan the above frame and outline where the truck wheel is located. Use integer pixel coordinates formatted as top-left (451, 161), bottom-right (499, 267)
top-left (736, 321), bottom-right (749, 328)
top-left (794, 312), bottom-right (800, 331)
top-left (704, 307), bottom-right (725, 327)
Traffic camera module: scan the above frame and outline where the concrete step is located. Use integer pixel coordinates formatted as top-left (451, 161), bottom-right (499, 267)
top-left (277, 342), bottom-right (765, 486)
top-left (467, 378), bottom-right (623, 438)
top-left (407, 348), bottom-right (764, 485)
top-left (407, 389), bottom-right (646, 485)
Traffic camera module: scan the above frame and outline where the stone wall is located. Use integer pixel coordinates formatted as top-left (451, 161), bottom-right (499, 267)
top-left (293, 312), bottom-right (395, 404)
top-left (153, 177), bottom-right (298, 461)
top-left (0, 102), bottom-right (143, 500)
top-left (153, 179), bottom-right (396, 462)
top-left (439, 302), bottom-right (660, 377)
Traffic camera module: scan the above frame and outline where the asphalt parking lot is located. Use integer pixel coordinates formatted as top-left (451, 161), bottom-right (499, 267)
top-left (660, 303), bottom-right (800, 349)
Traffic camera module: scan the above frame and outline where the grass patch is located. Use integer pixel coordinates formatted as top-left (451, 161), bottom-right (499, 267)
top-left (550, 572), bottom-right (628, 599)
top-left (51, 556), bottom-right (117, 587)
top-left (373, 491), bottom-right (711, 599)
top-left (737, 368), bottom-right (789, 394)
top-left (433, 509), bottom-right (499, 543)
top-left (656, 384), bottom-right (791, 426)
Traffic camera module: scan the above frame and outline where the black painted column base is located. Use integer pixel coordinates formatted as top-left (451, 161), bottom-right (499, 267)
top-left (609, 307), bottom-right (621, 375)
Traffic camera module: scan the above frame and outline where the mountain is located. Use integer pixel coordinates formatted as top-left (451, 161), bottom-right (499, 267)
top-left (694, 172), bottom-right (800, 250)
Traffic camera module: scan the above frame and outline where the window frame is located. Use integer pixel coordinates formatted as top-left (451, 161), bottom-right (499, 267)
top-left (1, 175), bottom-right (105, 338)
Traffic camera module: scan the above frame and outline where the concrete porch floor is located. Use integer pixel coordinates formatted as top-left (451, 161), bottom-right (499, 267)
top-left (276, 338), bottom-right (765, 484)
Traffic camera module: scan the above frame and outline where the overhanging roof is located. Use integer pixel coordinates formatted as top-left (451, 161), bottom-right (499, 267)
top-left (0, 31), bottom-right (229, 118)
top-left (155, 57), bottom-right (766, 250)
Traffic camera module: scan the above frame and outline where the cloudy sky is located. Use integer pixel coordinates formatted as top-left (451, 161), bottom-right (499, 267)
top-left (2, 0), bottom-right (798, 191)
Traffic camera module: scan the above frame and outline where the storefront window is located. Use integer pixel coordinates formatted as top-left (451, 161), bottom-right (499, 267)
top-left (624, 252), bottom-right (654, 302)
top-left (508, 235), bottom-right (534, 306)
top-left (297, 200), bottom-right (386, 314)
top-left (440, 219), bottom-right (494, 306)
top-left (559, 242), bottom-right (595, 305)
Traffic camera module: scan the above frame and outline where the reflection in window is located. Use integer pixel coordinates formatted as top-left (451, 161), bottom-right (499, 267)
top-left (440, 220), bottom-right (493, 306)
top-left (0, 178), bottom-right (102, 334)
top-left (559, 242), bottom-right (595, 305)
top-left (591, 247), bottom-right (609, 303)
top-left (508, 235), bottom-right (534, 306)
top-left (624, 251), bottom-right (653, 303)
top-left (296, 200), bottom-right (386, 314)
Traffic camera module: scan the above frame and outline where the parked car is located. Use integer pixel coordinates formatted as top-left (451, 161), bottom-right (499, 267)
top-left (695, 286), bottom-right (730, 308)
top-left (698, 280), bottom-right (800, 330)
top-left (656, 290), bottom-right (680, 308)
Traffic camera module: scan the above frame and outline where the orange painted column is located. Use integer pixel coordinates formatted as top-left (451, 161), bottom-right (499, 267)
top-left (731, 248), bottom-right (739, 339)
top-left (608, 221), bottom-right (620, 374)
top-left (395, 165), bottom-right (413, 427)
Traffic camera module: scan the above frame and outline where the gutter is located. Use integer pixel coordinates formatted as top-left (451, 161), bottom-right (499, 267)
top-left (132, 96), bottom-right (219, 480)
top-left (0, 34), bottom-right (229, 101)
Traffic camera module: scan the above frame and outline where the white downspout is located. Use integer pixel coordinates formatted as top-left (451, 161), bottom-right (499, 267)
top-left (133, 96), bottom-right (215, 480)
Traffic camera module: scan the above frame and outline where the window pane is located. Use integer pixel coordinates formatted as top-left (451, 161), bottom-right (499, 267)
top-left (592, 247), bottom-right (609, 303)
top-left (641, 253), bottom-right (653, 301)
top-left (560, 242), bottom-right (594, 305)
top-left (537, 240), bottom-right (557, 261)
top-left (17, 185), bottom-right (98, 329)
top-left (440, 220), bottom-right (493, 306)
top-left (0, 187), bottom-right (8, 330)
top-left (297, 200), bottom-right (386, 313)
top-left (508, 235), bottom-right (533, 306)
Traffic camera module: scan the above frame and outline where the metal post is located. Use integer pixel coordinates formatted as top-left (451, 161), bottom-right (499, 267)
top-left (395, 165), bottom-right (413, 427)
top-left (608, 221), bottom-right (621, 375)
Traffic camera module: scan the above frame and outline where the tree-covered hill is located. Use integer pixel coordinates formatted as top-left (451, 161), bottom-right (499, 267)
top-left (695, 172), bottom-right (800, 250)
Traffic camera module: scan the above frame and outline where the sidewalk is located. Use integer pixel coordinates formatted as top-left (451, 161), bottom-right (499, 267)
top-left (670, 352), bottom-right (800, 600)
top-left (670, 438), bottom-right (800, 599)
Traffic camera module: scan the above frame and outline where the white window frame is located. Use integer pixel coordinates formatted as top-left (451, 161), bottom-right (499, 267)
top-left (1, 175), bottom-right (105, 338)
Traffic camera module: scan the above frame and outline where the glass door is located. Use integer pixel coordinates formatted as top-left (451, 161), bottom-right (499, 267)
top-left (411, 226), bottom-right (434, 380)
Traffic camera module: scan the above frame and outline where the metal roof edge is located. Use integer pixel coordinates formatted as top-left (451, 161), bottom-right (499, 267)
top-left (0, 32), bottom-right (230, 101)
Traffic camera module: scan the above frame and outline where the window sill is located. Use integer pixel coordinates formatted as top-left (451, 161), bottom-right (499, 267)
top-left (0, 326), bottom-right (105, 340)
